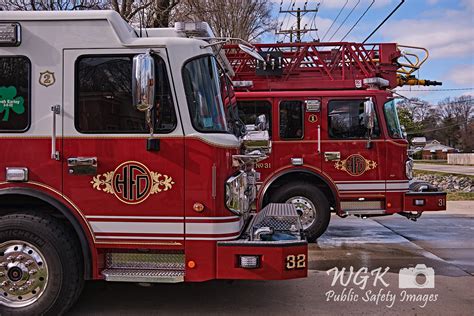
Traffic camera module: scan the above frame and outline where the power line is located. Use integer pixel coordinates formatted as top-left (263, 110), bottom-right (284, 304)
top-left (396, 88), bottom-right (474, 92)
top-left (363, 0), bottom-right (405, 43)
top-left (321, 0), bottom-right (348, 41)
top-left (340, 0), bottom-right (375, 41)
top-left (328, 0), bottom-right (361, 42)
top-left (277, 1), bottom-right (320, 42)
top-left (407, 121), bottom-right (467, 135)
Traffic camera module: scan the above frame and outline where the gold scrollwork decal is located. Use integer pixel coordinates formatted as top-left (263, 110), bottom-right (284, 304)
top-left (334, 154), bottom-right (377, 176)
top-left (91, 161), bottom-right (175, 204)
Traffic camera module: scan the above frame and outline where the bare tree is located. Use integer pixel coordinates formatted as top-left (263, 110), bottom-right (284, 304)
top-left (174, 0), bottom-right (276, 41)
top-left (145, 0), bottom-right (180, 27)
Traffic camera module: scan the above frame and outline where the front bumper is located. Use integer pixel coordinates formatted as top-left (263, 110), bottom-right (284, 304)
top-left (404, 191), bottom-right (447, 212)
top-left (216, 240), bottom-right (308, 280)
top-left (216, 203), bottom-right (308, 280)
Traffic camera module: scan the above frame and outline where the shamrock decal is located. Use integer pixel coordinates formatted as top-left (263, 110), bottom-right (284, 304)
top-left (0, 86), bottom-right (25, 122)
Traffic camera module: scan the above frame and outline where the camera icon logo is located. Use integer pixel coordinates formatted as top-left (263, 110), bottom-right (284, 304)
top-left (399, 264), bottom-right (435, 289)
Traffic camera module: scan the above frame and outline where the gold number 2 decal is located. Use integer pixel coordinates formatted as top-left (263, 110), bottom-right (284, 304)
top-left (286, 254), bottom-right (306, 269)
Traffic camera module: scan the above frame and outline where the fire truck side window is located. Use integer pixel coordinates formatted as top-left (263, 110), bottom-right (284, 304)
top-left (279, 100), bottom-right (304, 140)
top-left (75, 55), bottom-right (176, 133)
top-left (0, 56), bottom-right (30, 132)
top-left (237, 101), bottom-right (272, 136)
top-left (328, 99), bottom-right (380, 139)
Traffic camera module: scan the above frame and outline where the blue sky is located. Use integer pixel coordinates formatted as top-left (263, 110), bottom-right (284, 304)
top-left (263, 0), bottom-right (474, 104)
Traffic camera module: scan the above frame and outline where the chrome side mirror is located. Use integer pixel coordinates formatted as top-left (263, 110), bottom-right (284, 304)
top-left (401, 125), bottom-right (408, 139)
top-left (132, 51), bottom-right (155, 113)
top-left (363, 98), bottom-right (375, 149)
top-left (238, 44), bottom-right (265, 62)
top-left (255, 114), bottom-right (267, 131)
top-left (363, 98), bottom-right (375, 131)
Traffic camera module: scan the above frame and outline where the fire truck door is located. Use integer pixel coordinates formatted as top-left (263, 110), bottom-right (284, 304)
top-left (61, 49), bottom-right (185, 247)
top-left (273, 98), bottom-right (323, 171)
top-left (321, 97), bottom-right (386, 200)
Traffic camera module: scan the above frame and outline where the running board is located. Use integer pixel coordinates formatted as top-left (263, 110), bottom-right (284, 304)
top-left (101, 269), bottom-right (184, 283)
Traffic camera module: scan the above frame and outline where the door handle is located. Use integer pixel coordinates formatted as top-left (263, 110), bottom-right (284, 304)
top-left (68, 157), bottom-right (97, 175)
top-left (324, 152), bottom-right (340, 161)
top-left (51, 105), bottom-right (60, 161)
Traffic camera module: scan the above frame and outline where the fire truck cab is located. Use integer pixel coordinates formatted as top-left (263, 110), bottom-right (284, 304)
top-left (0, 11), bottom-right (307, 315)
top-left (225, 42), bottom-right (447, 242)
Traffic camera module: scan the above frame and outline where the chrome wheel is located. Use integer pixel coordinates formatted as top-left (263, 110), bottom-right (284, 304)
top-left (0, 241), bottom-right (49, 308)
top-left (286, 196), bottom-right (317, 230)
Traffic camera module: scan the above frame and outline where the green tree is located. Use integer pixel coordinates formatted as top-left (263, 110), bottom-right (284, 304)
top-left (397, 106), bottom-right (422, 137)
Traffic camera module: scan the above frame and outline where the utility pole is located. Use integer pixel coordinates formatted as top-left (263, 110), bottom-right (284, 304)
top-left (276, 1), bottom-right (320, 42)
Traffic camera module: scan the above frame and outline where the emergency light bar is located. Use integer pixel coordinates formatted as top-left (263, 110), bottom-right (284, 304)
top-left (0, 23), bottom-right (21, 46)
top-left (174, 21), bottom-right (215, 38)
top-left (363, 77), bottom-right (390, 89)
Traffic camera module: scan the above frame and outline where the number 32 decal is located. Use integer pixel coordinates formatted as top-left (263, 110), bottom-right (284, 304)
top-left (286, 254), bottom-right (306, 269)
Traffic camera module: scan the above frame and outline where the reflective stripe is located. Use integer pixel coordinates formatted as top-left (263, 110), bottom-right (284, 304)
top-left (387, 182), bottom-right (410, 190)
top-left (90, 221), bottom-right (183, 234)
top-left (336, 183), bottom-right (385, 191)
top-left (86, 215), bottom-right (184, 220)
top-left (185, 220), bottom-right (243, 235)
top-left (90, 218), bottom-right (243, 235)
top-left (336, 181), bottom-right (410, 191)
top-left (96, 235), bottom-right (185, 240)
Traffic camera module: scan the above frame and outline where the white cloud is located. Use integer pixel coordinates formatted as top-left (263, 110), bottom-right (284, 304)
top-left (380, 9), bottom-right (474, 59)
top-left (447, 64), bottom-right (474, 85)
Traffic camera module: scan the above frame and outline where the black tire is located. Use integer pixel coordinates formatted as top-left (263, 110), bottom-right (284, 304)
top-left (0, 212), bottom-right (84, 316)
top-left (268, 182), bottom-right (330, 242)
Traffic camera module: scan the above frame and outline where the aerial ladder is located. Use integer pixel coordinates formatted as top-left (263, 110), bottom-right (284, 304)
top-left (223, 42), bottom-right (441, 91)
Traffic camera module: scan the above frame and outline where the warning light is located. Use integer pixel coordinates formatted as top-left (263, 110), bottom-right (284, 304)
top-left (193, 202), bottom-right (205, 213)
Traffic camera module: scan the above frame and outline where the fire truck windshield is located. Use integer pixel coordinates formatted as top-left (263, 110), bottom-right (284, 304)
top-left (383, 100), bottom-right (403, 139)
top-left (183, 55), bottom-right (228, 133)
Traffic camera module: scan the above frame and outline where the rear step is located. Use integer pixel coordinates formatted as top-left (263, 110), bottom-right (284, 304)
top-left (102, 269), bottom-right (184, 283)
top-left (101, 252), bottom-right (185, 283)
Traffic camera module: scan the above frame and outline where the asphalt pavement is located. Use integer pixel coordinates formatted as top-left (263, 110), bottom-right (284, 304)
top-left (69, 202), bottom-right (474, 315)
top-left (414, 163), bottom-right (474, 176)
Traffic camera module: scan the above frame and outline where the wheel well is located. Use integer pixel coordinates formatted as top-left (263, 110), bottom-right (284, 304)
top-left (262, 171), bottom-right (337, 209)
top-left (0, 190), bottom-right (92, 279)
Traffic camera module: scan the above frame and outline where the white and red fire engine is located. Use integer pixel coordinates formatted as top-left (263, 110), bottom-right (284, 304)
top-left (224, 42), bottom-right (447, 241)
top-left (0, 11), bottom-right (308, 315)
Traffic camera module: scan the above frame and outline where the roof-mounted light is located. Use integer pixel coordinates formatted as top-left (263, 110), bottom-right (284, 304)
top-left (363, 77), bottom-right (390, 89)
top-left (174, 22), bottom-right (215, 38)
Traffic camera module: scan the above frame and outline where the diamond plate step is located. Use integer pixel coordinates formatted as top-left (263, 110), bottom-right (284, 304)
top-left (106, 252), bottom-right (185, 270)
top-left (102, 269), bottom-right (184, 283)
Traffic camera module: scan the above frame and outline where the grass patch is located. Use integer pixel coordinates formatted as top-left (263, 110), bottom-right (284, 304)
top-left (448, 192), bottom-right (474, 201)
top-left (414, 169), bottom-right (474, 180)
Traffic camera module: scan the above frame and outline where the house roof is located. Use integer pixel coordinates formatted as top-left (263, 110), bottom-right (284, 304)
top-left (423, 141), bottom-right (455, 151)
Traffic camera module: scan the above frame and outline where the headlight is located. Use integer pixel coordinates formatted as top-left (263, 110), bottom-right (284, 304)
top-left (406, 158), bottom-right (414, 179)
top-left (225, 171), bottom-right (249, 215)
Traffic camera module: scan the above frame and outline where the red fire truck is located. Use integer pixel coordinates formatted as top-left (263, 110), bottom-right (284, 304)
top-left (224, 42), bottom-right (447, 241)
top-left (0, 12), bottom-right (307, 315)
